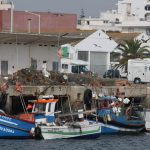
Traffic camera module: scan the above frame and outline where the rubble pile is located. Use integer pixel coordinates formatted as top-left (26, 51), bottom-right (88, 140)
top-left (8, 68), bottom-right (52, 85)
top-left (6, 68), bottom-right (104, 86)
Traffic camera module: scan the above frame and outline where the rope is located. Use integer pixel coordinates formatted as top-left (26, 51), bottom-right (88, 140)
top-left (20, 94), bottom-right (29, 116)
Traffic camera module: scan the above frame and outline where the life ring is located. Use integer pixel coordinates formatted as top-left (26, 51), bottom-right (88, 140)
top-left (15, 82), bottom-right (23, 93)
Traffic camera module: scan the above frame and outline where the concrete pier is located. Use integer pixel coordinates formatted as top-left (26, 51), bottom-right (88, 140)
top-left (1, 84), bottom-right (150, 113)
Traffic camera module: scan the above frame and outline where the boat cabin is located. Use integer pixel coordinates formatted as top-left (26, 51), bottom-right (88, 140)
top-left (19, 95), bottom-right (58, 124)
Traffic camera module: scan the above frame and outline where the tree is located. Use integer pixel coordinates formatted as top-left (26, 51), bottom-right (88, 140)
top-left (116, 39), bottom-right (150, 71)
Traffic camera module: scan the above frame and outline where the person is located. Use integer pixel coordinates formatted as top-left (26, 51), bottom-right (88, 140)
top-left (42, 61), bottom-right (50, 78)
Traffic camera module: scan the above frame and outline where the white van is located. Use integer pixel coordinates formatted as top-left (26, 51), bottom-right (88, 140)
top-left (128, 58), bottom-right (150, 83)
top-left (60, 58), bottom-right (90, 74)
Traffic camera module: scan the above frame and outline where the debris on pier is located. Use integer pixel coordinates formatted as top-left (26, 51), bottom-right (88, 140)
top-left (0, 68), bottom-right (132, 89)
top-left (5, 68), bottom-right (104, 87)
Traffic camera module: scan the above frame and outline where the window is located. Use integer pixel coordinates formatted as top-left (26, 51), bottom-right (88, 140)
top-left (103, 20), bottom-right (108, 24)
top-left (71, 65), bottom-right (88, 73)
top-left (72, 66), bottom-right (78, 73)
top-left (52, 61), bottom-right (59, 71)
top-left (33, 103), bottom-right (46, 112)
top-left (78, 51), bottom-right (88, 61)
top-left (115, 18), bottom-right (120, 24)
top-left (48, 103), bottom-right (51, 112)
top-left (145, 5), bottom-right (150, 11)
top-left (110, 52), bottom-right (120, 62)
top-left (87, 21), bottom-right (90, 25)
top-left (31, 58), bottom-right (37, 70)
top-left (62, 64), bottom-right (68, 69)
top-left (1, 60), bottom-right (8, 75)
top-left (145, 13), bottom-right (150, 21)
top-left (146, 28), bottom-right (150, 35)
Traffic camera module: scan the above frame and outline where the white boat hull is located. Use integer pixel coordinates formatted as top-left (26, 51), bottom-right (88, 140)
top-left (35, 122), bottom-right (100, 140)
top-left (145, 109), bottom-right (150, 132)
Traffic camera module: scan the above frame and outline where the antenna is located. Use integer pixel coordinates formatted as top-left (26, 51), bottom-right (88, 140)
top-left (80, 8), bottom-right (85, 18)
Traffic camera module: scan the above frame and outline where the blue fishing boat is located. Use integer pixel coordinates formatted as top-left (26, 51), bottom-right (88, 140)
top-left (0, 95), bottom-right (59, 139)
top-left (0, 112), bottom-right (34, 138)
top-left (85, 95), bottom-right (145, 134)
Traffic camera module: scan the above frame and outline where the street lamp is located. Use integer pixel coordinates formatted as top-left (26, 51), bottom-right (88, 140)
top-left (10, 1), bottom-right (14, 33)
top-left (25, 10), bottom-right (41, 34)
top-left (27, 18), bottom-right (32, 33)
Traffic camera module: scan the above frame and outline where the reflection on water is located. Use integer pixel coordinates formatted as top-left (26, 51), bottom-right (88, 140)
top-left (0, 133), bottom-right (150, 150)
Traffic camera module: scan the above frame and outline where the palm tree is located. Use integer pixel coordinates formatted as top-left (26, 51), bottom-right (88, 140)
top-left (116, 39), bottom-right (150, 71)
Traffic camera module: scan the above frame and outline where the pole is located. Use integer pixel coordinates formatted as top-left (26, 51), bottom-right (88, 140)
top-left (25, 11), bottom-right (40, 34)
top-left (38, 15), bottom-right (40, 34)
top-left (10, 1), bottom-right (14, 33)
top-left (57, 33), bottom-right (60, 48)
top-left (16, 35), bottom-right (18, 72)
top-left (27, 19), bottom-right (32, 33)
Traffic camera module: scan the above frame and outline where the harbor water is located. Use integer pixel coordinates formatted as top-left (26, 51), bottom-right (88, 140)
top-left (0, 133), bottom-right (149, 150)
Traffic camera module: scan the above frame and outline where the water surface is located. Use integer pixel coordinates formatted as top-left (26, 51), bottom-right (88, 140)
top-left (0, 133), bottom-right (149, 150)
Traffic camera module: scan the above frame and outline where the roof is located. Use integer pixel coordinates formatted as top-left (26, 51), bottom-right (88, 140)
top-left (107, 32), bottom-right (140, 44)
top-left (61, 58), bottom-right (88, 65)
top-left (35, 99), bottom-right (58, 103)
top-left (0, 31), bottom-right (91, 46)
top-left (0, 31), bottom-right (140, 47)
top-left (75, 30), bottom-right (118, 53)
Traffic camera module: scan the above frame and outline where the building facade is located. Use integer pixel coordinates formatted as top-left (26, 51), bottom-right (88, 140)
top-left (0, 10), bottom-right (77, 33)
top-left (61, 30), bottom-right (118, 77)
top-left (0, 0), bottom-right (77, 33)
top-left (0, 0), bottom-right (78, 76)
top-left (0, 40), bottom-right (57, 75)
top-left (78, 0), bottom-right (150, 34)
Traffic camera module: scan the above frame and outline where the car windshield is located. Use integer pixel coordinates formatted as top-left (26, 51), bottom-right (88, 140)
top-left (72, 65), bottom-right (88, 73)
top-left (80, 66), bottom-right (88, 72)
top-left (107, 70), bottom-right (112, 73)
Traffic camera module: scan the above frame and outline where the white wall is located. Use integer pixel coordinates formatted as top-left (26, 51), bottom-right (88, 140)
top-left (0, 43), bottom-right (58, 75)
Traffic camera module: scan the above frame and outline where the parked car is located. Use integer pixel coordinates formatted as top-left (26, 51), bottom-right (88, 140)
top-left (103, 69), bottom-right (120, 78)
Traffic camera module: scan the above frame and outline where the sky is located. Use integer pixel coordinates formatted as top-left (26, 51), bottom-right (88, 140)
top-left (12, 0), bottom-right (118, 18)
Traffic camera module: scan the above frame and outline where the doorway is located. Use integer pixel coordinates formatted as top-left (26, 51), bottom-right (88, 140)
top-left (1, 61), bottom-right (8, 76)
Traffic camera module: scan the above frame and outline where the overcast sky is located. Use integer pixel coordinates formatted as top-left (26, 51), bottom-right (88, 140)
top-left (12, 0), bottom-right (118, 17)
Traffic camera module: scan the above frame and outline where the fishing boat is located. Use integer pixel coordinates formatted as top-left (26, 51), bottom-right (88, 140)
top-left (32, 120), bottom-right (100, 140)
top-left (0, 110), bottom-right (34, 139)
top-left (30, 96), bottom-right (101, 140)
top-left (0, 95), bottom-right (59, 139)
top-left (86, 96), bottom-right (145, 134)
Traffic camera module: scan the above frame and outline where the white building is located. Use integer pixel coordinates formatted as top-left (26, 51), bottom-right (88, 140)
top-left (0, 33), bottom-right (82, 76)
top-left (78, 0), bottom-right (150, 34)
top-left (0, 0), bottom-right (13, 10)
top-left (61, 30), bottom-right (118, 76)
